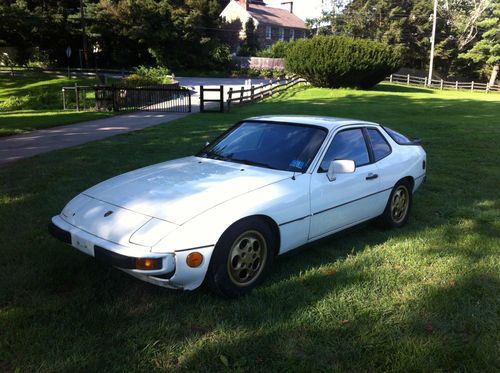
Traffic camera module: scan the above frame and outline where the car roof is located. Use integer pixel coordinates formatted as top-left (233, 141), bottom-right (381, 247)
top-left (246, 115), bottom-right (380, 131)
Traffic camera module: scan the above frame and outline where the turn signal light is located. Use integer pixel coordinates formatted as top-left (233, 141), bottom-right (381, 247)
top-left (186, 252), bottom-right (204, 268)
top-left (136, 258), bottom-right (162, 270)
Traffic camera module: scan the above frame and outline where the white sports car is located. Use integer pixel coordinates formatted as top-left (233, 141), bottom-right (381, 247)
top-left (49, 116), bottom-right (426, 297)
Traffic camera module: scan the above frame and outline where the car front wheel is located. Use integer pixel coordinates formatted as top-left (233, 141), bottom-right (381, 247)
top-left (207, 218), bottom-right (275, 297)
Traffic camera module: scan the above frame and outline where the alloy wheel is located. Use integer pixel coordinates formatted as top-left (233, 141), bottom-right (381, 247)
top-left (227, 230), bottom-right (267, 286)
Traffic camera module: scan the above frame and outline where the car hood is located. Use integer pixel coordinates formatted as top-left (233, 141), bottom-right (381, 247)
top-left (82, 156), bottom-right (290, 225)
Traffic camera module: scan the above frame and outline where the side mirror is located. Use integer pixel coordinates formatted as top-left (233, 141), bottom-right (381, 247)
top-left (327, 160), bottom-right (356, 181)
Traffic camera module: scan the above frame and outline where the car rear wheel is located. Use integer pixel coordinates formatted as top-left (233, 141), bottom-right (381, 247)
top-left (377, 179), bottom-right (412, 228)
top-left (207, 218), bottom-right (275, 297)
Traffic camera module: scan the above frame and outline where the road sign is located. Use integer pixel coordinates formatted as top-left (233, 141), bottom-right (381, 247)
top-left (66, 46), bottom-right (72, 58)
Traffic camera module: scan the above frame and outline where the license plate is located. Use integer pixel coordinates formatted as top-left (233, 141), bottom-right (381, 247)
top-left (72, 234), bottom-right (94, 256)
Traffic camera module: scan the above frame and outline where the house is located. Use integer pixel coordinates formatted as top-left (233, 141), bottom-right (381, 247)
top-left (220, 0), bottom-right (308, 50)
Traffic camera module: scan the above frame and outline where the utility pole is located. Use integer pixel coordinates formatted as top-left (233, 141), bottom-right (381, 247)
top-left (427, 0), bottom-right (438, 86)
top-left (80, 0), bottom-right (89, 67)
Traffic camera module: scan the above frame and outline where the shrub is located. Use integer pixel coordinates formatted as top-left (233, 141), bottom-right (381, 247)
top-left (255, 49), bottom-right (272, 58)
top-left (256, 40), bottom-right (295, 58)
top-left (237, 45), bottom-right (254, 57)
top-left (124, 66), bottom-right (173, 85)
top-left (286, 35), bottom-right (402, 89)
top-left (0, 91), bottom-right (59, 111)
top-left (0, 95), bottom-right (29, 111)
top-left (209, 44), bottom-right (233, 70)
top-left (123, 73), bottom-right (159, 86)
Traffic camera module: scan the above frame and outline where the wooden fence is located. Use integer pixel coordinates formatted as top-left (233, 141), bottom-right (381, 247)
top-left (227, 76), bottom-right (307, 111)
top-left (200, 85), bottom-right (224, 113)
top-left (386, 73), bottom-right (500, 93)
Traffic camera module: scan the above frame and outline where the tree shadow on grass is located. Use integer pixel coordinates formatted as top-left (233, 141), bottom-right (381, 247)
top-left (373, 83), bottom-right (435, 94)
top-left (3, 201), bottom-right (496, 371)
top-left (0, 89), bottom-right (499, 371)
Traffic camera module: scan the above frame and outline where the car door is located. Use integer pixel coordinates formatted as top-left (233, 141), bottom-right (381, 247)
top-left (309, 127), bottom-right (385, 239)
top-left (364, 127), bottom-right (397, 212)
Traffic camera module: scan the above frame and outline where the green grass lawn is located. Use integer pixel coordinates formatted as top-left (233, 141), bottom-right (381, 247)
top-left (0, 73), bottom-right (115, 136)
top-left (0, 84), bottom-right (499, 371)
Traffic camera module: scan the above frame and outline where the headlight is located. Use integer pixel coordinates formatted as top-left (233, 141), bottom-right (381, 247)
top-left (129, 218), bottom-right (178, 247)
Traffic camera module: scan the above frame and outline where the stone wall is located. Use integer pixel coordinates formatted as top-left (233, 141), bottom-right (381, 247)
top-left (234, 56), bottom-right (285, 70)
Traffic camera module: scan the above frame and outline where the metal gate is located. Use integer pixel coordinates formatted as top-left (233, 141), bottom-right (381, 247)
top-left (94, 85), bottom-right (191, 113)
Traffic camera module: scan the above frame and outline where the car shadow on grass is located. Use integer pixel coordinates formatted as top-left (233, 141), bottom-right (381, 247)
top-left (171, 204), bottom-right (499, 371)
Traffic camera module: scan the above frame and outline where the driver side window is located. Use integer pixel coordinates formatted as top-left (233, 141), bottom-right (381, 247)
top-left (319, 128), bottom-right (370, 172)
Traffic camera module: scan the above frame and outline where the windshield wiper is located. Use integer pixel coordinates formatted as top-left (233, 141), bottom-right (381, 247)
top-left (229, 158), bottom-right (277, 170)
top-left (201, 151), bottom-right (229, 161)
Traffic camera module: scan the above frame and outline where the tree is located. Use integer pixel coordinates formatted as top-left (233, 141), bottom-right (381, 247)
top-left (238, 18), bottom-right (259, 56)
top-left (0, 0), bottom-right (81, 66)
top-left (0, 0), bottom-right (232, 70)
top-left (315, 0), bottom-right (493, 78)
top-left (315, 0), bottom-right (435, 69)
top-left (442, 0), bottom-right (491, 51)
top-left (460, 1), bottom-right (499, 84)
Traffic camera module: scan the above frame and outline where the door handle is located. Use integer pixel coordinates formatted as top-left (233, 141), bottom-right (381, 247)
top-left (366, 173), bottom-right (378, 180)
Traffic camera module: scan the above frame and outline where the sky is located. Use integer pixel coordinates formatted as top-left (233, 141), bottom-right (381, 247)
top-left (265, 0), bottom-right (326, 21)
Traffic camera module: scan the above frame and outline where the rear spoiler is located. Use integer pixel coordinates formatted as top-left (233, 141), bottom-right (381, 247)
top-left (410, 138), bottom-right (422, 145)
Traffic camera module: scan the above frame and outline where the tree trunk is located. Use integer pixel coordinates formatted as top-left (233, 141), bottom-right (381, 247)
top-left (489, 65), bottom-right (499, 86)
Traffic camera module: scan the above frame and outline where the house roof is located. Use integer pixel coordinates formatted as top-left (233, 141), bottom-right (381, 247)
top-left (243, 3), bottom-right (307, 29)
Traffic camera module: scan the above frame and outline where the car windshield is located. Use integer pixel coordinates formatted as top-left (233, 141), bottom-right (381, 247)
top-left (197, 121), bottom-right (327, 172)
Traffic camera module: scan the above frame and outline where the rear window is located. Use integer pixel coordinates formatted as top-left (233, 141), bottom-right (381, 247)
top-left (367, 129), bottom-right (391, 161)
top-left (383, 126), bottom-right (412, 145)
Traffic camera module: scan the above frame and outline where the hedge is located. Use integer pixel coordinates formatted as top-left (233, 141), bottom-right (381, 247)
top-left (286, 36), bottom-right (402, 89)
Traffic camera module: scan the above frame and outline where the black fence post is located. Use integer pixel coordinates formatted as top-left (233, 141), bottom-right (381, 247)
top-left (112, 85), bottom-right (118, 112)
top-left (219, 85), bottom-right (224, 113)
top-left (200, 85), bottom-right (204, 112)
top-left (75, 83), bottom-right (80, 112)
top-left (251, 86), bottom-right (255, 101)
top-left (227, 87), bottom-right (233, 112)
top-left (188, 89), bottom-right (192, 112)
top-left (240, 87), bottom-right (244, 103)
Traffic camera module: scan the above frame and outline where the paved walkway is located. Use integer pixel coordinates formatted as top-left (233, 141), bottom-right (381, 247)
top-left (0, 112), bottom-right (190, 167)
top-left (0, 77), bottom-right (269, 167)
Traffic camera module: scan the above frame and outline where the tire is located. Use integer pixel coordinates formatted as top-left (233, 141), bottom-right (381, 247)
top-left (376, 179), bottom-right (413, 228)
top-left (206, 217), bottom-right (276, 298)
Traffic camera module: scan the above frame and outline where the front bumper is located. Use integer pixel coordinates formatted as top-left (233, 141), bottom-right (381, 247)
top-left (49, 215), bottom-right (181, 289)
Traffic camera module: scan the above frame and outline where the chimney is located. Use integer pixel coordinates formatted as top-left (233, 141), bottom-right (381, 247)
top-left (239, 0), bottom-right (249, 10)
top-left (281, 1), bottom-right (293, 13)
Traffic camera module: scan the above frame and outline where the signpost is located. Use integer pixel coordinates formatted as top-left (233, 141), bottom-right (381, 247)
top-left (66, 46), bottom-right (72, 78)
